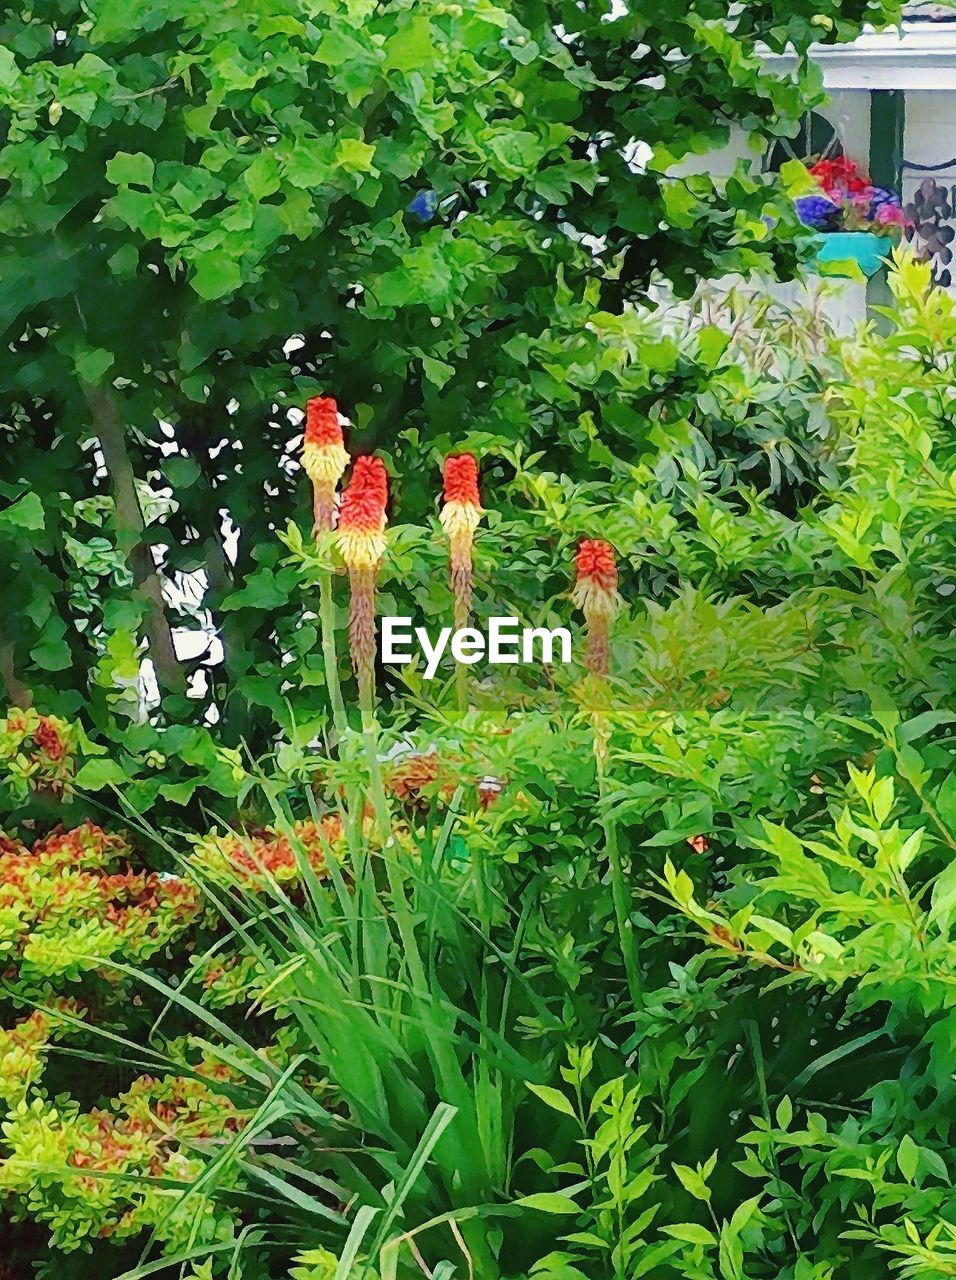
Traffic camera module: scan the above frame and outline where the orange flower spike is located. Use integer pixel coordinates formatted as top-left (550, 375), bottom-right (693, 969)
top-left (337, 455), bottom-right (389, 570)
top-left (571, 539), bottom-right (622, 677)
top-left (440, 453), bottom-right (482, 627)
top-left (302, 396), bottom-right (349, 533)
top-left (337, 455), bottom-right (389, 701)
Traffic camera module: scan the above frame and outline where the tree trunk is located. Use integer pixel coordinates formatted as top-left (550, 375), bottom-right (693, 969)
top-left (81, 382), bottom-right (186, 697)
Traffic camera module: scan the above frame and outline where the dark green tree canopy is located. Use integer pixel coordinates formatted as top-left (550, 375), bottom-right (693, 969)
top-left (0, 0), bottom-right (898, 777)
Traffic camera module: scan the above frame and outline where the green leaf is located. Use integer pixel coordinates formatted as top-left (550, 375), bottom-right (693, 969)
top-left (335, 138), bottom-right (377, 173)
top-left (75, 346), bottom-right (115, 385)
top-left (673, 1164), bottom-right (712, 1202)
top-left (385, 17), bottom-right (435, 73)
top-left (74, 758), bottom-right (128, 790)
top-left (775, 1096), bottom-right (793, 1129)
top-left (515, 1193), bottom-right (580, 1214)
top-left (191, 253), bottom-right (243, 300)
top-left (244, 152), bottom-right (282, 200)
top-left (31, 636), bottom-right (72, 671)
top-left (164, 457), bottom-right (202, 489)
top-left (696, 325), bottom-right (730, 368)
top-left (163, 780), bottom-right (199, 805)
top-left (422, 355), bottom-right (454, 387)
top-left (105, 151), bottom-right (155, 188)
top-left (632, 1242), bottom-right (683, 1277)
top-left (283, 141), bottom-right (333, 189)
top-left (108, 244), bottom-right (139, 276)
top-left (897, 1133), bottom-right (919, 1184)
top-left (937, 773), bottom-right (956, 832)
top-left (526, 1083), bottom-right (576, 1119)
top-left (0, 47), bottom-right (19, 90)
top-left (899, 710), bottom-right (956, 742)
top-left (0, 492), bottom-right (44, 533)
top-left (663, 1223), bottom-right (717, 1246)
top-left (779, 158), bottom-right (816, 195)
top-left (221, 566), bottom-right (298, 611)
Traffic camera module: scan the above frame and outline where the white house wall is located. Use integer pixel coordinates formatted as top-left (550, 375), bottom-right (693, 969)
top-left (902, 90), bottom-right (956, 198)
top-left (675, 79), bottom-right (956, 331)
top-left (690, 90), bottom-right (870, 179)
top-left (821, 90), bottom-right (871, 168)
top-left (764, 24), bottom-right (956, 92)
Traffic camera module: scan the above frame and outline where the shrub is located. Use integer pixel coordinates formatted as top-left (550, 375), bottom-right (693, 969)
top-left (1, 254), bottom-right (954, 1280)
top-left (0, 0), bottom-right (900, 761)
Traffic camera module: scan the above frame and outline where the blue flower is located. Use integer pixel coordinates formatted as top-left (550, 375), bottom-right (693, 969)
top-left (868, 185), bottom-right (900, 212)
top-left (407, 190), bottom-right (438, 222)
top-left (795, 195), bottom-right (840, 230)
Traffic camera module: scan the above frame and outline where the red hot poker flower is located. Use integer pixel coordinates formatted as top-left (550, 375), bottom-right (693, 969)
top-left (571, 539), bottom-right (622, 676)
top-left (338, 455), bottom-right (388, 560)
top-left (305, 397), bottom-right (341, 445)
top-left (575, 539), bottom-right (618, 598)
top-left (442, 454), bottom-right (481, 509)
top-left (302, 396), bottom-right (349, 533)
top-left (440, 453), bottom-right (482, 627)
top-left (337, 455), bottom-right (389, 702)
top-left (302, 396), bottom-right (348, 477)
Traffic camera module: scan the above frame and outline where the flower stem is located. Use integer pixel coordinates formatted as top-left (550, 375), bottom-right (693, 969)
top-left (359, 667), bottom-right (429, 999)
top-left (595, 717), bottom-right (641, 1007)
top-left (318, 566), bottom-right (348, 740)
top-left (602, 807), bottom-right (642, 1006)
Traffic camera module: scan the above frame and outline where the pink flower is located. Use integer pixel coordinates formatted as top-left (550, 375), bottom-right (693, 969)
top-left (876, 203), bottom-right (909, 228)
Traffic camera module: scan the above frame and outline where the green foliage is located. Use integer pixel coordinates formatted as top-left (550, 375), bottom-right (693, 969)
top-left (2, 254), bottom-right (955, 1280)
top-left (0, 0), bottom-right (899, 765)
top-left (9, 2), bottom-right (956, 1277)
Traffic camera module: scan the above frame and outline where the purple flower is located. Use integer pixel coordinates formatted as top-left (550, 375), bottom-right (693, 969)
top-left (868, 185), bottom-right (901, 211)
top-left (407, 190), bottom-right (438, 222)
top-left (795, 195), bottom-right (840, 230)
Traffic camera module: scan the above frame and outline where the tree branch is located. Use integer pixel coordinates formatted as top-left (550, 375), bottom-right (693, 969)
top-left (81, 382), bottom-right (187, 697)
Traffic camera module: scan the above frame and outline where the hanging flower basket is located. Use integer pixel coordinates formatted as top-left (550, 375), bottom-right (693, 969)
top-left (814, 230), bottom-right (886, 277)
top-left (795, 157), bottom-right (909, 278)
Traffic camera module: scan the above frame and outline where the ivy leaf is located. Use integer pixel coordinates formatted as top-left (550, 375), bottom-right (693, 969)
top-left (75, 347), bottom-right (115, 385)
top-left (191, 254), bottom-right (243, 301)
top-left (105, 152), bottom-right (155, 188)
top-left (335, 138), bottom-right (377, 173)
top-left (74, 758), bottom-right (129, 790)
top-left (164, 457), bottom-right (201, 489)
top-left (385, 17), bottom-right (436, 73)
top-left (421, 356), bottom-right (454, 387)
top-left (244, 152), bottom-right (282, 200)
top-left (221, 567), bottom-right (298, 611)
top-left (0, 492), bottom-right (44, 534)
top-left (283, 141), bottom-right (333, 189)
top-left (0, 47), bottom-right (19, 90)
top-left (163, 780), bottom-right (198, 804)
top-left (32, 636), bottom-right (72, 671)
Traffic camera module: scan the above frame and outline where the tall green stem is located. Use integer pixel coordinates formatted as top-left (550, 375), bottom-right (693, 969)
top-left (602, 804), bottom-right (642, 1007)
top-left (455, 661), bottom-right (468, 714)
top-left (595, 721), bottom-right (642, 1008)
top-left (318, 566), bottom-right (348, 740)
top-left (359, 678), bottom-right (429, 998)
